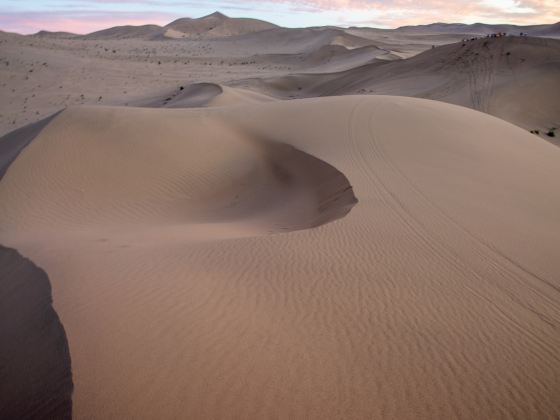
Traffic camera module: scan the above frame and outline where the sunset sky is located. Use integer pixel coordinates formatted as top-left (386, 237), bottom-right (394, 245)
top-left (1, 0), bottom-right (559, 34)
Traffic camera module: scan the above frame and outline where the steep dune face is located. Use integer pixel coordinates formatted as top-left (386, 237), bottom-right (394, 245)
top-left (0, 105), bottom-right (356, 237)
top-left (1, 96), bottom-right (560, 419)
top-left (0, 112), bottom-right (59, 179)
top-left (239, 36), bottom-right (560, 131)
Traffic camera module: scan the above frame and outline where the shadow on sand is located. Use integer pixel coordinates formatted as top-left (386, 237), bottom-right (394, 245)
top-left (0, 245), bottom-right (73, 419)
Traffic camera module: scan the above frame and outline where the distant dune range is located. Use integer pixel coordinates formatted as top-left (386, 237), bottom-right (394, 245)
top-left (1, 11), bottom-right (560, 419)
top-left (1, 12), bottom-right (559, 138)
top-left (235, 36), bottom-right (560, 132)
top-left (32, 14), bottom-right (560, 41)
top-left (80, 12), bottom-right (278, 40)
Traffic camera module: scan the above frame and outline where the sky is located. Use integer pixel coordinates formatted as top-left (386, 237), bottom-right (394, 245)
top-left (0, 0), bottom-right (559, 34)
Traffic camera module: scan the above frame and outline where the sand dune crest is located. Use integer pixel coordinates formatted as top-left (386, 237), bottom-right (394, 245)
top-left (1, 90), bottom-right (560, 419)
top-left (0, 105), bottom-right (357, 238)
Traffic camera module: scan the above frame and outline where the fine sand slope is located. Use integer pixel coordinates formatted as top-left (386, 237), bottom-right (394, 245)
top-left (1, 95), bottom-right (560, 419)
top-left (238, 36), bottom-right (560, 132)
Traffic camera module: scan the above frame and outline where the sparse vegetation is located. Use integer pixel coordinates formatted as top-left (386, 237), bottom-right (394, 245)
top-left (546, 128), bottom-right (557, 138)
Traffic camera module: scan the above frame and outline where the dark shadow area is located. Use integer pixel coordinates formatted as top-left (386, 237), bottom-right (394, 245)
top-left (0, 111), bottom-right (60, 180)
top-left (261, 141), bottom-right (359, 230)
top-left (0, 245), bottom-right (73, 420)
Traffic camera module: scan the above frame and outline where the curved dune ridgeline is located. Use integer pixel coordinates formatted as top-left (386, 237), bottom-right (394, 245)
top-left (0, 105), bottom-right (357, 237)
top-left (0, 96), bottom-right (559, 419)
top-left (0, 246), bottom-right (73, 419)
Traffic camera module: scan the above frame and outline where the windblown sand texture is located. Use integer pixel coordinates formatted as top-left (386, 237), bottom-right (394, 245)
top-left (1, 12), bottom-right (560, 420)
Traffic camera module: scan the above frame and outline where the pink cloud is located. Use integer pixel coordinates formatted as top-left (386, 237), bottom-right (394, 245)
top-left (267, 0), bottom-right (560, 25)
top-left (0, 11), bottom-right (177, 34)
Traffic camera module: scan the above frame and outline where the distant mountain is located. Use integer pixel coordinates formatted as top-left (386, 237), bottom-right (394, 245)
top-left (529, 22), bottom-right (560, 38)
top-left (32, 30), bottom-right (79, 39)
top-left (163, 12), bottom-right (278, 39)
top-left (396, 22), bottom-right (560, 38)
top-left (21, 15), bottom-right (560, 41)
top-left (76, 12), bottom-right (279, 40)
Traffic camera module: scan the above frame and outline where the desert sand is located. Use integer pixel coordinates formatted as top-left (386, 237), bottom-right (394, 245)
top-left (1, 11), bottom-right (560, 420)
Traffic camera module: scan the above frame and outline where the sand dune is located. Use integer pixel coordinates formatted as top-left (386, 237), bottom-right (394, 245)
top-left (82, 12), bottom-right (279, 41)
top-left (2, 13), bottom-right (560, 418)
top-left (0, 112), bottom-right (59, 179)
top-left (256, 45), bottom-right (391, 74)
top-left (0, 104), bottom-right (356, 236)
top-left (135, 83), bottom-right (275, 108)
top-left (236, 36), bottom-right (560, 132)
top-left (0, 30), bottom-right (298, 136)
top-left (7, 16), bottom-right (558, 137)
top-left (2, 95), bottom-right (560, 419)
top-left (164, 12), bottom-right (278, 39)
top-left (223, 27), bottom-right (377, 55)
top-left (83, 24), bottom-right (164, 40)
top-left (531, 22), bottom-right (560, 38)
top-left (32, 30), bottom-right (79, 39)
top-left (395, 21), bottom-right (560, 37)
